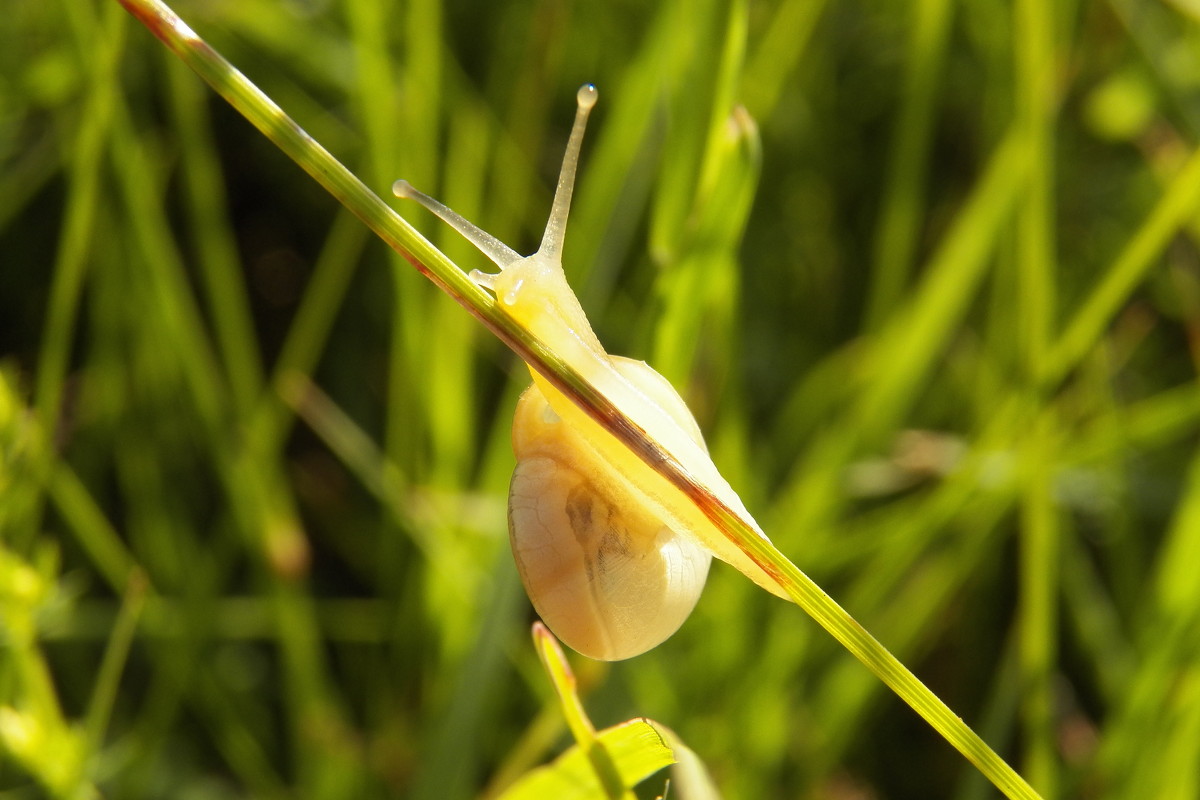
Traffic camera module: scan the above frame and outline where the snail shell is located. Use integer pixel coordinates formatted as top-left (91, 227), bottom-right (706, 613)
top-left (509, 357), bottom-right (712, 661)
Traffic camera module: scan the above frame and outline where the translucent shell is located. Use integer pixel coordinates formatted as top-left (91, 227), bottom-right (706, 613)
top-left (509, 357), bottom-right (712, 661)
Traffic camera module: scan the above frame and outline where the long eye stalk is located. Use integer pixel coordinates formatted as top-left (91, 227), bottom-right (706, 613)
top-left (539, 84), bottom-right (598, 260)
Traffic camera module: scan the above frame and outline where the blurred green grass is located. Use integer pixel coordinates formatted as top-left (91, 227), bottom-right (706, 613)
top-left (3, 0), bottom-right (1200, 797)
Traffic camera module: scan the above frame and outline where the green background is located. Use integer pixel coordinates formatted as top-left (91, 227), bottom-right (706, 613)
top-left (4, 0), bottom-right (1200, 797)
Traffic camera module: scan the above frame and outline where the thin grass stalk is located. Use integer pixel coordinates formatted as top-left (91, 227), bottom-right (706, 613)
top-left (1014, 0), bottom-right (1060, 793)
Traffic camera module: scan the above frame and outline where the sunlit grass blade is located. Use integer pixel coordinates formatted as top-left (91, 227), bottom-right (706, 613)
top-left (742, 0), bottom-right (827, 116)
top-left (496, 719), bottom-right (675, 800)
top-left (35, 0), bottom-right (126, 443)
top-left (773, 129), bottom-right (1030, 539)
top-left (84, 570), bottom-right (148, 749)
top-left (499, 624), bottom-right (676, 800)
top-left (856, 131), bottom-right (1029, 440)
top-left (1094, 447), bottom-right (1200, 795)
top-left (1013, 0), bottom-right (1059, 793)
top-left (1046, 142), bottom-right (1200, 383)
top-left (0, 548), bottom-right (99, 800)
top-left (165, 58), bottom-right (264, 416)
top-left (865, 0), bottom-right (953, 329)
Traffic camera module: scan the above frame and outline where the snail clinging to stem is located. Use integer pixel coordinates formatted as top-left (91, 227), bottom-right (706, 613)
top-left (394, 84), bottom-right (785, 661)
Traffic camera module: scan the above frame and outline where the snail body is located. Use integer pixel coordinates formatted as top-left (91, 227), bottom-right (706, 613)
top-left (395, 85), bottom-right (784, 661)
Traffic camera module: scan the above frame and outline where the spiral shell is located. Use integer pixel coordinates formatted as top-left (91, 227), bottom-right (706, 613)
top-left (508, 357), bottom-right (712, 661)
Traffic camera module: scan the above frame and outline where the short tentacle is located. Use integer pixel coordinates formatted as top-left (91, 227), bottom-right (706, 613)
top-left (393, 179), bottom-right (522, 270)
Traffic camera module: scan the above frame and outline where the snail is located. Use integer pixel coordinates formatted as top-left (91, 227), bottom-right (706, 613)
top-left (394, 84), bottom-right (786, 660)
